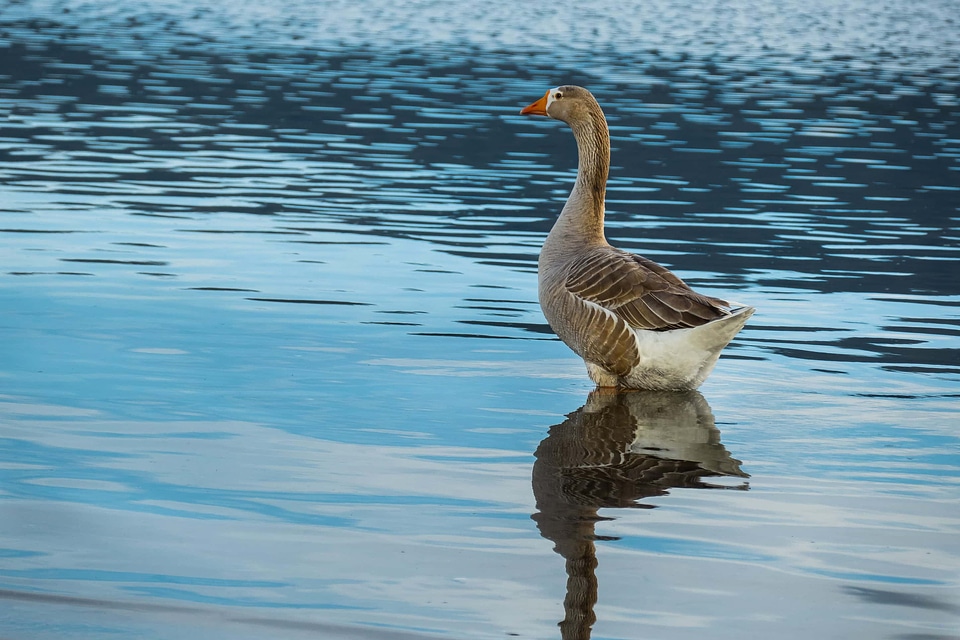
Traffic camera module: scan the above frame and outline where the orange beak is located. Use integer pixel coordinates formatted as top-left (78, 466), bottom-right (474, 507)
top-left (520, 91), bottom-right (550, 116)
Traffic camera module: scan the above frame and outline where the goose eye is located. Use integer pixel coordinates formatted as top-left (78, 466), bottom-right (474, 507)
top-left (554, 92), bottom-right (563, 100)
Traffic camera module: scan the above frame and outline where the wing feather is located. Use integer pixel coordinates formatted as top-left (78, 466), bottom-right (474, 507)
top-left (564, 247), bottom-right (730, 331)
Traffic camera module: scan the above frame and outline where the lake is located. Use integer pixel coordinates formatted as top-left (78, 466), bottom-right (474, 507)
top-left (1, 0), bottom-right (958, 638)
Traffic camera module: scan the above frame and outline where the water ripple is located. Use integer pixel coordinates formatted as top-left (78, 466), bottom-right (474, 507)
top-left (1, 1), bottom-right (959, 639)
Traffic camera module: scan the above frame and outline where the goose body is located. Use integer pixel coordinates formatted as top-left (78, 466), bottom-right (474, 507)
top-left (520, 86), bottom-right (754, 390)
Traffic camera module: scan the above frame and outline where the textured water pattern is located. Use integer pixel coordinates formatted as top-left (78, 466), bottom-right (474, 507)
top-left (1, 0), bottom-right (959, 638)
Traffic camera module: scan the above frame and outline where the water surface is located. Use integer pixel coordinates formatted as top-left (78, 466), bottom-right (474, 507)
top-left (1, 1), bottom-right (959, 638)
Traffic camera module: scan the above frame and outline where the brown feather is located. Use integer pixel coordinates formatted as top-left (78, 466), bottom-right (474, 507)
top-left (565, 247), bottom-right (730, 332)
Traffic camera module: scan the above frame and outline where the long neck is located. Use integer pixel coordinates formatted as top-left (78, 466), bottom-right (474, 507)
top-left (545, 103), bottom-right (610, 252)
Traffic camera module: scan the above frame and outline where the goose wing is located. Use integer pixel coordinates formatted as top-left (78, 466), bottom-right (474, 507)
top-left (564, 247), bottom-right (730, 331)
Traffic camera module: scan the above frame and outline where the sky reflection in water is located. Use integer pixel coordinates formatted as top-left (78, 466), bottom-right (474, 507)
top-left (1, 0), bottom-right (959, 638)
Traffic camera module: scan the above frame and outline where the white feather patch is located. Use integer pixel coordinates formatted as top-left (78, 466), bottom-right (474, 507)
top-left (545, 87), bottom-right (562, 112)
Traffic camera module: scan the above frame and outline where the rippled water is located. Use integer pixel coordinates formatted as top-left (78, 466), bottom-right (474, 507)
top-left (1, 0), bottom-right (959, 638)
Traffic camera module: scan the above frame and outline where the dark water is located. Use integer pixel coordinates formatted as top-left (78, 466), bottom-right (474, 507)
top-left (1, 1), bottom-right (959, 638)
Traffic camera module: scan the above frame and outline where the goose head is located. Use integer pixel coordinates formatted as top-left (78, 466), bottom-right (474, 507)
top-left (519, 85), bottom-right (598, 123)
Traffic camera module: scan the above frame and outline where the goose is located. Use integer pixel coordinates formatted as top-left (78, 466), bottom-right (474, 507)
top-left (520, 86), bottom-right (754, 390)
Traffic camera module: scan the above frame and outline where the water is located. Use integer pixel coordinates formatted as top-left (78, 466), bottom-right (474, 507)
top-left (1, 0), bottom-right (958, 638)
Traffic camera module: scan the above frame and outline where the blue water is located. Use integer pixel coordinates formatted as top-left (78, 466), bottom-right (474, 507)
top-left (1, 0), bottom-right (959, 638)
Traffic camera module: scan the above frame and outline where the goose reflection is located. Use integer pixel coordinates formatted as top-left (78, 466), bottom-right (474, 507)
top-left (531, 390), bottom-right (748, 640)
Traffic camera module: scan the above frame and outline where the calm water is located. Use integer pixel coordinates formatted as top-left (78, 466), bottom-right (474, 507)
top-left (1, 0), bottom-right (959, 638)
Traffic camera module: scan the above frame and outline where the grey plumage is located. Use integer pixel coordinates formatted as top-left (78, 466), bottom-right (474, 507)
top-left (521, 85), bottom-right (755, 389)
